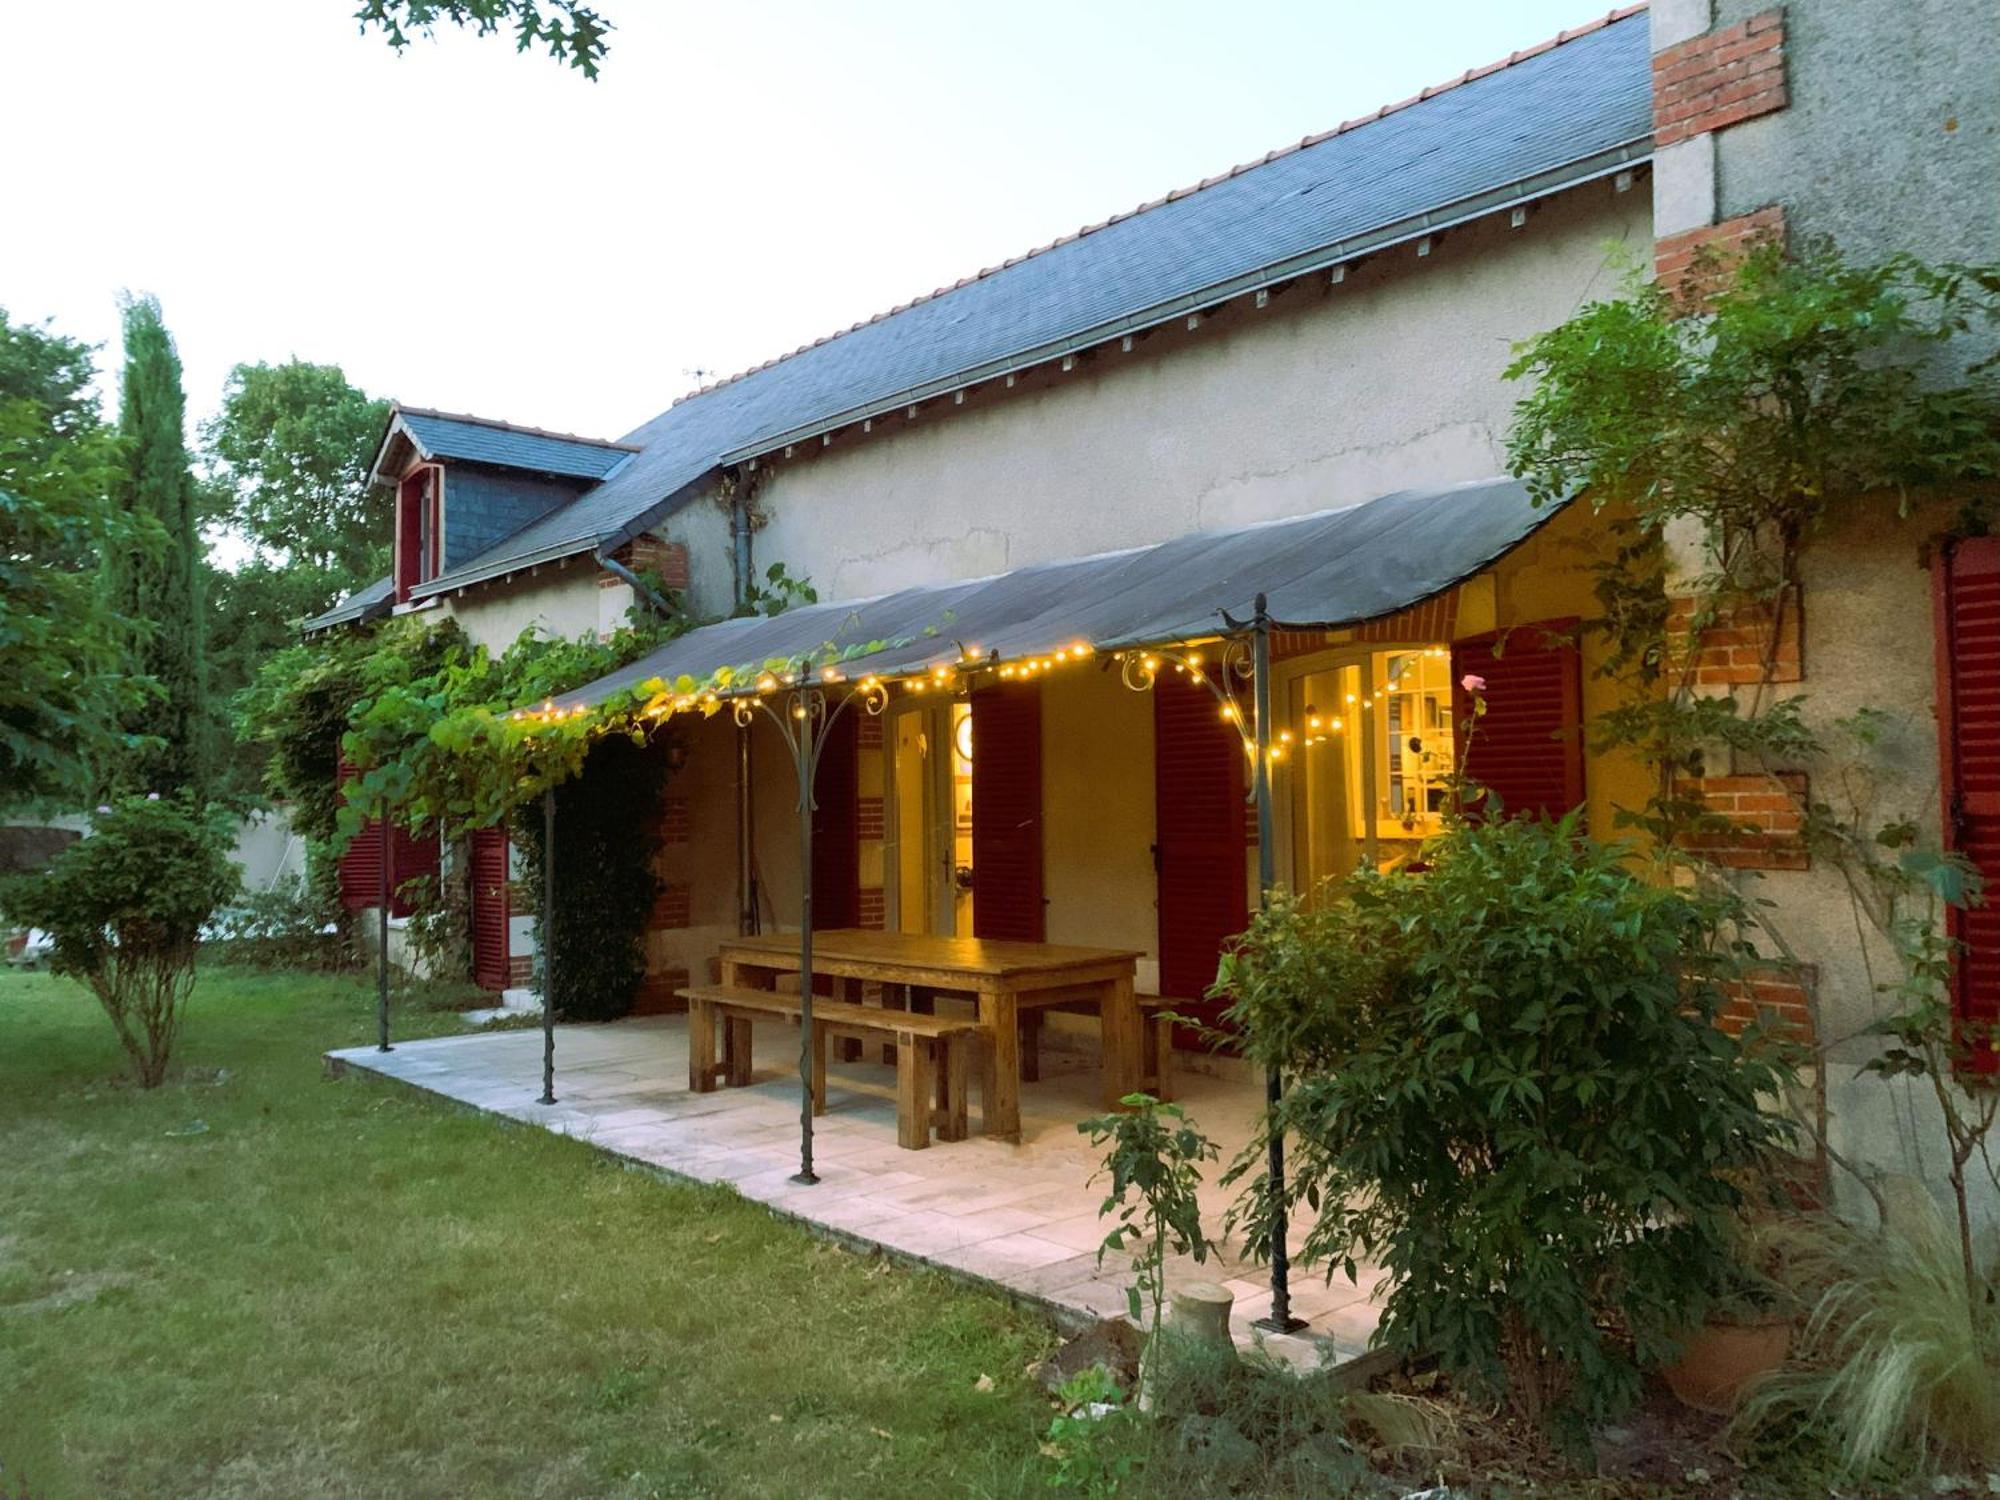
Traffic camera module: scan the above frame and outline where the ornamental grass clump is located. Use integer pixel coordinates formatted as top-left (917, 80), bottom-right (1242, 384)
top-left (1221, 814), bottom-right (1796, 1441)
top-left (1, 794), bottom-right (236, 1086)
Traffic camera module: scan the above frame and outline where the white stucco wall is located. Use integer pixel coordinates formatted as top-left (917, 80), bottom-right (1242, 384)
top-left (436, 558), bottom-right (639, 659)
top-left (743, 179), bottom-right (1648, 603)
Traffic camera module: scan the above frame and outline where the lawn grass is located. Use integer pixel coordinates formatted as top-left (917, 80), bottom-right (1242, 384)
top-left (0, 966), bottom-right (1057, 1499)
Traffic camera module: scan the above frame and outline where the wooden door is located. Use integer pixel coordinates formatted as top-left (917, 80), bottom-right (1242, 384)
top-left (1153, 667), bottom-right (1247, 1018)
top-left (971, 681), bottom-right (1044, 941)
top-left (810, 710), bottom-right (860, 931)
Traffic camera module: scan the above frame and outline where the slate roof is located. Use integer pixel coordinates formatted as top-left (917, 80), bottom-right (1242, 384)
top-left (397, 409), bottom-right (636, 481)
top-left (413, 7), bottom-right (1652, 602)
top-left (565, 477), bottom-right (1564, 708)
top-left (301, 573), bottom-right (394, 635)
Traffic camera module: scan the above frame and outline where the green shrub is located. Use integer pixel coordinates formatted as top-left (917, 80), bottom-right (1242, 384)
top-left (510, 733), bottom-right (670, 1022)
top-left (1220, 814), bottom-right (1795, 1438)
top-left (2, 795), bottom-right (237, 1085)
top-left (210, 875), bottom-right (349, 971)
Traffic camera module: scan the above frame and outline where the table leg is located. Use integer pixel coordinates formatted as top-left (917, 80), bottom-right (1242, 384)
top-left (1020, 1009), bottom-right (1043, 1084)
top-left (1101, 975), bottom-right (1142, 1109)
top-left (837, 975), bottom-right (864, 1063)
top-left (977, 989), bottom-right (1020, 1142)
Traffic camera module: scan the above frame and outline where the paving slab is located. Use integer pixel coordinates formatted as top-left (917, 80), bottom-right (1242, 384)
top-left (326, 1013), bottom-right (1382, 1366)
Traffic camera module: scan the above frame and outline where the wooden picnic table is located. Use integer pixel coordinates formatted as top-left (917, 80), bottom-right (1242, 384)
top-left (714, 929), bottom-right (1144, 1142)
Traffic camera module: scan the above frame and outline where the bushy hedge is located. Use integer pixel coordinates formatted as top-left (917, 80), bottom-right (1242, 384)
top-left (1220, 814), bottom-right (1795, 1436)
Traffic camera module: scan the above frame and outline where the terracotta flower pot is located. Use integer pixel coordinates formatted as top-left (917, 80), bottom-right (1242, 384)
top-left (1663, 1316), bottom-right (1792, 1414)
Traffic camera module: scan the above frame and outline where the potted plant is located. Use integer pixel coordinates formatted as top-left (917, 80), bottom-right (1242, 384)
top-left (1662, 1214), bottom-right (1798, 1415)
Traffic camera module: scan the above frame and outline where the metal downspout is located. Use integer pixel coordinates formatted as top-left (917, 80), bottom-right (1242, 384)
top-left (594, 544), bottom-right (675, 619)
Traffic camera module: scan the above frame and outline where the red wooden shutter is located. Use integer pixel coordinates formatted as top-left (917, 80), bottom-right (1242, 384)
top-left (1451, 618), bottom-right (1585, 821)
top-left (972, 680), bottom-right (1045, 941)
top-left (334, 757), bottom-right (385, 909)
top-left (810, 711), bottom-right (861, 931)
top-left (470, 826), bottom-right (511, 991)
top-left (393, 472), bottom-right (424, 602)
top-left (387, 820), bottom-right (440, 919)
top-left (1935, 537), bottom-right (2000, 1072)
top-left (1153, 667), bottom-right (1247, 1014)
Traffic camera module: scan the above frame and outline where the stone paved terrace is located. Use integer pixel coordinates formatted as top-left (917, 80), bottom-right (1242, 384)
top-left (324, 1015), bottom-right (1385, 1368)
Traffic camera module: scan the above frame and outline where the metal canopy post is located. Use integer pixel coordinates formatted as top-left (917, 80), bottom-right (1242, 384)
top-left (376, 813), bottom-right (393, 1054)
top-left (735, 675), bottom-right (889, 1186)
top-left (539, 787), bottom-right (557, 1106)
top-left (1249, 595), bottom-right (1306, 1335)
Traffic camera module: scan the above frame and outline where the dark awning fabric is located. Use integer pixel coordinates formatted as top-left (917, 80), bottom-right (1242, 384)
top-left (564, 476), bottom-right (1564, 710)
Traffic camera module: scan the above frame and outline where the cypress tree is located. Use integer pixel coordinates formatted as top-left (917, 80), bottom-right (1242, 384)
top-left (105, 295), bottom-right (207, 798)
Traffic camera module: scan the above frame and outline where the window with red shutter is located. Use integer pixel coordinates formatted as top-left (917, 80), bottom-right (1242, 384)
top-left (333, 757), bottom-right (386, 910)
top-left (387, 820), bottom-right (440, 919)
top-left (1451, 618), bottom-right (1585, 821)
top-left (811, 712), bottom-right (861, 931)
top-left (1935, 537), bottom-right (2000, 1073)
top-left (393, 472), bottom-right (425, 602)
top-left (1153, 667), bottom-right (1247, 1019)
top-left (971, 680), bottom-right (1044, 941)
top-left (470, 826), bottom-right (511, 991)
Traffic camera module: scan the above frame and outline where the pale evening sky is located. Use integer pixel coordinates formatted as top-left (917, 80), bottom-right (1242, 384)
top-left (4, 0), bottom-right (1613, 443)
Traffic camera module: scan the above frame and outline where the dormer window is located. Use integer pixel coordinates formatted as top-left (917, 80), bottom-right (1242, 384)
top-left (394, 465), bottom-right (442, 602)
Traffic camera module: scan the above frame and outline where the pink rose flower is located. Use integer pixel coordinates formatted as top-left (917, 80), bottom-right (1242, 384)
top-left (1460, 674), bottom-right (1487, 693)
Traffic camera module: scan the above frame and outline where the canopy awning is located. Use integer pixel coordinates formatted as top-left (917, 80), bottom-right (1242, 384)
top-left (564, 476), bottom-right (1564, 710)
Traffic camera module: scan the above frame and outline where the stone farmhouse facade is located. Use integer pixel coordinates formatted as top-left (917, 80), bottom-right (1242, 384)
top-left (307, 0), bottom-right (2000, 1221)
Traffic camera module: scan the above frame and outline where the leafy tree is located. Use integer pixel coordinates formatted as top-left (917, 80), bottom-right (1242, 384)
top-left (0, 309), bottom-right (147, 805)
top-left (105, 296), bottom-right (207, 800)
top-left (354, 0), bottom-right (611, 76)
top-left (202, 360), bottom-right (390, 795)
top-left (203, 359), bottom-right (391, 581)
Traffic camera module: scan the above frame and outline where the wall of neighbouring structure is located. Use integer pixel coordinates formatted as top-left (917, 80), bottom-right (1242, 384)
top-left (1648, 0), bottom-right (2000, 1226)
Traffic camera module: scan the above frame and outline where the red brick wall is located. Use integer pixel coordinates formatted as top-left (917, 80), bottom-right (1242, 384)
top-left (660, 794), bottom-right (692, 844)
top-left (1675, 771), bottom-right (1810, 870)
top-left (650, 883), bottom-right (692, 928)
top-left (1717, 964), bottom-right (1816, 1043)
top-left (1665, 589), bottom-right (1803, 685)
top-left (508, 953), bottom-right (533, 987)
top-left (632, 966), bottom-right (689, 1016)
top-left (1655, 206), bottom-right (1787, 301)
top-left (857, 887), bottom-right (886, 930)
top-left (1652, 8), bottom-right (1787, 148)
top-left (599, 536), bottom-right (690, 590)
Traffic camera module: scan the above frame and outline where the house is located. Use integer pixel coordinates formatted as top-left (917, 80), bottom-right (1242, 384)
top-left (310, 0), bottom-right (2000, 1222)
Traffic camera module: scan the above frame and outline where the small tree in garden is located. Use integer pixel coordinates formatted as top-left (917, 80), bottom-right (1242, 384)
top-left (2, 796), bottom-right (237, 1086)
top-left (1080, 1095), bottom-right (1217, 1341)
top-left (1222, 817), bottom-right (1795, 1439)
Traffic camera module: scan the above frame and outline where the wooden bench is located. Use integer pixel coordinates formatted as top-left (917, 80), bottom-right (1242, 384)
top-left (677, 984), bottom-right (982, 1150)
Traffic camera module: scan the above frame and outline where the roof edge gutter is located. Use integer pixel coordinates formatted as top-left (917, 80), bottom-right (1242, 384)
top-left (719, 139), bottom-right (1652, 466)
